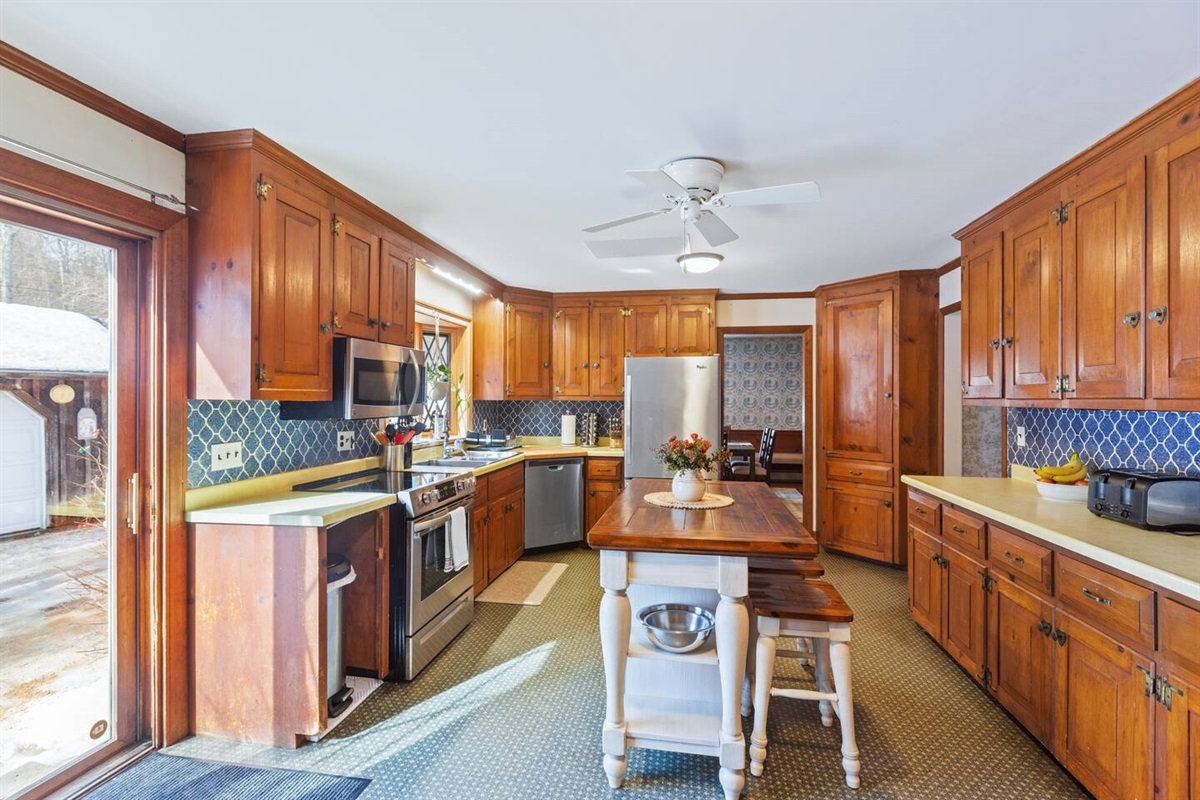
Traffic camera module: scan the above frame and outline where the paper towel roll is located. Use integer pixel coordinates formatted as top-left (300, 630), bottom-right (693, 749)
top-left (561, 414), bottom-right (577, 445)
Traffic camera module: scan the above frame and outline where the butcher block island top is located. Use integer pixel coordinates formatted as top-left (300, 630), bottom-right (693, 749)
top-left (587, 479), bottom-right (817, 558)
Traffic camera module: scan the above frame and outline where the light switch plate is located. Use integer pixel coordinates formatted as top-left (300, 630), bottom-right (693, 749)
top-left (1016, 426), bottom-right (1026, 448)
top-left (336, 431), bottom-right (354, 452)
top-left (211, 441), bottom-right (244, 471)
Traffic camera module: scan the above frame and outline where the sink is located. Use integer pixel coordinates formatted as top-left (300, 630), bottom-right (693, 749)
top-left (423, 458), bottom-right (496, 469)
top-left (462, 449), bottom-right (522, 461)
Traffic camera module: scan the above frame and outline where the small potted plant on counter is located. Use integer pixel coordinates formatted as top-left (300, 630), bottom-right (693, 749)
top-left (654, 433), bottom-right (730, 502)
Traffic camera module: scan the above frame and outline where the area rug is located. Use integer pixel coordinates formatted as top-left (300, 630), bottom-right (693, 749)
top-left (306, 675), bottom-right (383, 742)
top-left (87, 753), bottom-right (368, 799)
top-left (476, 561), bottom-right (567, 605)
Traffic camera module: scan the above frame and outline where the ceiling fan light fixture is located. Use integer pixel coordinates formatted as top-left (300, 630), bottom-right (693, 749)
top-left (676, 252), bottom-right (723, 274)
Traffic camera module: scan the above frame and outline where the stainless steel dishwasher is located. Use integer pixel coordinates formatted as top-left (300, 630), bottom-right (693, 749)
top-left (525, 458), bottom-right (583, 548)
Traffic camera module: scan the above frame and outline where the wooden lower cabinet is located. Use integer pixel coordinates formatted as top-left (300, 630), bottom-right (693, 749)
top-left (586, 457), bottom-right (624, 533)
top-left (942, 544), bottom-right (987, 682)
top-left (908, 526), bottom-right (942, 641)
top-left (986, 573), bottom-right (1055, 745)
top-left (472, 503), bottom-right (490, 597)
top-left (1053, 610), bottom-right (1155, 800)
top-left (504, 488), bottom-right (525, 565)
top-left (822, 483), bottom-right (895, 562)
top-left (1159, 668), bottom-right (1200, 800)
top-left (473, 466), bottom-right (526, 592)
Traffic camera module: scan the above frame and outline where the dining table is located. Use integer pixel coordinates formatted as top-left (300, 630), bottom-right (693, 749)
top-left (726, 440), bottom-right (757, 480)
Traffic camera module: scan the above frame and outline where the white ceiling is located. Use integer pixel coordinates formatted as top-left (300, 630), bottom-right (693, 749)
top-left (2, 2), bottom-right (1197, 293)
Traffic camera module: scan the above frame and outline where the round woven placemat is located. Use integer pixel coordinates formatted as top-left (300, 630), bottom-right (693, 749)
top-left (644, 492), bottom-right (734, 510)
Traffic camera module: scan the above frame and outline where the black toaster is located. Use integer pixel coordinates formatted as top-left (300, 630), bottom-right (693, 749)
top-left (1088, 470), bottom-right (1200, 534)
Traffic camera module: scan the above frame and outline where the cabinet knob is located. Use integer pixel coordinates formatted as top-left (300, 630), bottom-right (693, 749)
top-left (672, 347), bottom-right (678, 354)
top-left (883, 500), bottom-right (893, 508)
top-left (381, 321), bottom-right (391, 329)
top-left (582, 362), bottom-right (590, 369)
top-left (543, 362), bottom-right (550, 369)
top-left (1001, 337), bottom-right (1013, 347)
top-left (368, 317), bottom-right (379, 327)
top-left (589, 489), bottom-right (597, 497)
top-left (659, 347), bottom-right (665, 354)
top-left (1148, 306), bottom-right (1168, 325)
top-left (592, 362), bottom-right (600, 369)
top-left (883, 392), bottom-right (893, 399)
top-left (1122, 311), bottom-right (1141, 329)
top-left (320, 323), bottom-right (332, 333)
top-left (988, 338), bottom-right (1000, 349)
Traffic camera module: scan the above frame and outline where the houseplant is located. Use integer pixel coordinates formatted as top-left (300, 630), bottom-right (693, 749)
top-left (653, 433), bottom-right (730, 502)
top-left (426, 363), bottom-right (471, 436)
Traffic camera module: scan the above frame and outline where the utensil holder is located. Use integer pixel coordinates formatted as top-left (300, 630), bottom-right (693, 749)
top-left (385, 444), bottom-right (412, 471)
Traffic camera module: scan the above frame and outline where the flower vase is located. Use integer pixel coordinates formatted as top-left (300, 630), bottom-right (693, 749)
top-left (671, 470), bottom-right (707, 502)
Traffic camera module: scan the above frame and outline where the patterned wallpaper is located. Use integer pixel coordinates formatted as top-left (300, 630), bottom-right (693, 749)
top-left (1007, 408), bottom-right (1200, 477)
top-left (473, 400), bottom-right (624, 438)
top-left (722, 335), bottom-right (804, 430)
top-left (188, 400), bottom-right (388, 488)
top-left (962, 406), bottom-right (1003, 477)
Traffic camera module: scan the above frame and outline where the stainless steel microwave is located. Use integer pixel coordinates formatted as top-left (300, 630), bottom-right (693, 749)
top-left (279, 337), bottom-right (426, 420)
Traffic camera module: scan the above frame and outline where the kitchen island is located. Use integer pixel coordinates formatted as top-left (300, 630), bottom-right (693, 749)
top-left (587, 479), bottom-right (817, 800)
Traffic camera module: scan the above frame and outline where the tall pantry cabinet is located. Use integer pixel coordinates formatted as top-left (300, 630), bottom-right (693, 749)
top-left (816, 271), bottom-right (939, 565)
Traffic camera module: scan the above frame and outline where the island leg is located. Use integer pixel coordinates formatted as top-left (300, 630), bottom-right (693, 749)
top-left (716, 592), bottom-right (748, 800)
top-left (599, 551), bottom-right (631, 789)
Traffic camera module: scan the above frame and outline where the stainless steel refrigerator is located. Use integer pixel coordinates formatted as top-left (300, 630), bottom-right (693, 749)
top-left (623, 356), bottom-right (722, 480)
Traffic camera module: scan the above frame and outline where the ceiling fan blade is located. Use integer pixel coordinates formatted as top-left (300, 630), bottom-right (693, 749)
top-left (582, 208), bottom-right (673, 233)
top-left (693, 211), bottom-right (739, 247)
top-left (709, 181), bottom-right (821, 208)
top-left (626, 169), bottom-right (688, 198)
top-left (585, 236), bottom-right (685, 259)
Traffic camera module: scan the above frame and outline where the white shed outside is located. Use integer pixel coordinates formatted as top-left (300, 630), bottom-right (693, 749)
top-left (0, 391), bottom-right (48, 535)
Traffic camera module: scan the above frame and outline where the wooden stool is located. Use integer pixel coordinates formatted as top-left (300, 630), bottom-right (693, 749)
top-left (747, 558), bottom-right (825, 578)
top-left (748, 577), bottom-right (860, 789)
top-left (739, 564), bottom-right (825, 715)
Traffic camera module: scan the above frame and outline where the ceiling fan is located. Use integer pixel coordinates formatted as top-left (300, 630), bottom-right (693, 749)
top-left (582, 158), bottom-right (821, 263)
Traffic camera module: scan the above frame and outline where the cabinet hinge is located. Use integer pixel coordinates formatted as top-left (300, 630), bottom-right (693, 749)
top-left (621, 307), bottom-right (632, 317)
top-left (554, 309), bottom-right (563, 319)
top-left (982, 573), bottom-right (995, 594)
top-left (331, 216), bottom-right (343, 236)
top-left (1157, 676), bottom-right (1183, 710)
top-left (255, 363), bottom-right (272, 384)
top-left (505, 383), bottom-right (512, 396)
top-left (978, 666), bottom-right (991, 687)
top-left (1135, 665), bottom-right (1154, 698)
top-left (255, 178), bottom-right (272, 200)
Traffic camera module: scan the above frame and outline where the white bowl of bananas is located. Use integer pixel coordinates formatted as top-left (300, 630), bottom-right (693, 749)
top-left (1034, 452), bottom-right (1090, 502)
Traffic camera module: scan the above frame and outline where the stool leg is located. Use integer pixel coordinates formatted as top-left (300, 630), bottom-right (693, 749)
top-left (813, 638), bottom-right (834, 727)
top-left (830, 639), bottom-right (861, 789)
top-left (749, 631), bottom-right (776, 777)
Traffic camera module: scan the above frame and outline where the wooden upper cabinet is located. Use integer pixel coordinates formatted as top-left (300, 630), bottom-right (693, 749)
top-left (821, 289), bottom-right (894, 462)
top-left (378, 235), bottom-right (415, 347)
top-left (1004, 198), bottom-right (1061, 401)
top-left (1052, 611), bottom-right (1155, 800)
top-left (256, 168), bottom-right (333, 399)
top-left (1061, 159), bottom-right (1146, 399)
top-left (628, 302), bottom-right (669, 356)
top-left (331, 211), bottom-right (380, 340)
top-left (987, 575), bottom-right (1055, 745)
top-left (961, 231), bottom-right (1004, 399)
top-left (590, 302), bottom-right (626, 397)
top-left (1149, 127), bottom-right (1200, 400)
top-left (552, 304), bottom-right (590, 398)
top-left (505, 299), bottom-right (552, 398)
top-left (668, 302), bottom-right (713, 355)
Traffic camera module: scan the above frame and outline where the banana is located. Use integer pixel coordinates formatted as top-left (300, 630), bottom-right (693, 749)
top-left (1052, 464), bottom-right (1088, 484)
top-left (1035, 452), bottom-right (1083, 479)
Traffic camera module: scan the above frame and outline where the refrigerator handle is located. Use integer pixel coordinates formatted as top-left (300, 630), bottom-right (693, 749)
top-left (624, 373), bottom-right (632, 477)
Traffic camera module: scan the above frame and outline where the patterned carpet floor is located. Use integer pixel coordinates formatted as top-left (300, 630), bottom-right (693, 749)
top-left (166, 504), bottom-right (1089, 799)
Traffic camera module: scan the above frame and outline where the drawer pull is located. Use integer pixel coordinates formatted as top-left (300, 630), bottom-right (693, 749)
top-left (1036, 619), bottom-right (1053, 637)
top-left (915, 507), bottom-right (926, 515)
top-left (850, 470), bottom-right (864, 477)
top-left (1081, 587), bottom-right (1112, 606)
top-left (883, 500), bottom-right (892, 508)
top-left (1003, 550), bottom-right (1025, 565)
top-left (951, 525), bottom-right (966, 534)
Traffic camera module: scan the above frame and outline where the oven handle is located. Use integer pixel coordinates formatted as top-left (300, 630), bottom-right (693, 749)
top-left (412, 497), bottom-right (475, 536)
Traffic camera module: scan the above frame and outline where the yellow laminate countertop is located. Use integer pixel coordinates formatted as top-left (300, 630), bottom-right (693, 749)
top-left (901, 475), bottom-right (1200, 601)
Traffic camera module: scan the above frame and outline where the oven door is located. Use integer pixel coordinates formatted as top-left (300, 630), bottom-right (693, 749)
top-left (346, 338), bottom-right (426, 419)
top-left (407, 498), bottom-right (474, 633)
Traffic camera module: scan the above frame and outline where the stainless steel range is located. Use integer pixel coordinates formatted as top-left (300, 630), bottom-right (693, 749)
top-left (296, 468), bottom-right (476, 680)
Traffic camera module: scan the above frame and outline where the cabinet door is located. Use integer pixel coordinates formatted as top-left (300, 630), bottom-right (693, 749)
top-left (331, 214), bottom-right (380, 340)
top-left (1061, 159), bottom-right (1146, 399)
top-left (586, 479), bottom-right (621, 532)
top-left (961, 231), bottom-right (1004, 399)
top-left (257, 172), bottom-right (333, 399)
top-left (821, 483), bottom-right (895, 562)
top-left (552, 305), bottom-right (590, 398)
top-left (668, 303), bottom-right (713, 355)
top-left (1053, 611), bottom-right (1155, 800)
top-left (1004, 199), bottom-right (1061, 400)
top-left (327, 510), bottom-right (388, 677)
top-left (472, 504), bottom-right (490, 596)
top-left (1160, 669), bottom-right (1200, 800)
top-left (628, 302), bottom-right (668, 356)
top-left (820, 291), bottom-right (894, 462)
top-left (487, 497), bottom-right (508, 582)
top-left (987, 575), bottom-right (1055, 744)
top-left (590, 302), bottom-right (626, 397)
top-left (506, 302), bottom-right (551, 398)
top-left (1149, 127), bottom-right (1200, 400)
top-left (908, 526), bottom-right (943, 642)
top-left (379, 236), bottom-right (415, 347)
top-left (504, 488), bottom-right (525, 566)
top-left (943, 544), bottom-right (987, 683)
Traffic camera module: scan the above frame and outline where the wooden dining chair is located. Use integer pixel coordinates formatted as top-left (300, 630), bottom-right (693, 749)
top-left (730, 428), bottom-right (770, 480)
top-left (758, 427), bottom-right (778, 483)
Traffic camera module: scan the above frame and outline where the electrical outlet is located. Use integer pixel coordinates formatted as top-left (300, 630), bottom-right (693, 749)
top-left (1016, 426), bottom-right (1027, 448)
top-left (337, 430), bottom-right (355, 452)
top-left (211, 441), bottom-right (244, 471)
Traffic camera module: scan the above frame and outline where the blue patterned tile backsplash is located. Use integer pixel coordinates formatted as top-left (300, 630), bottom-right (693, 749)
top-left (473, 400), bottom-right (624, 438)
top-left (187, 400), bottom-right (388, 487)
top-left (722, 335), bottom-right (804, 430)
top-left (1007, 408), bottom-right (1200, 477)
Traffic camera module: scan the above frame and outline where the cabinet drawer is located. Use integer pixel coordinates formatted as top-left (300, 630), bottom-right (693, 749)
top-left (826, 458), bottom-right (894, 487)
top-left (1161, 597), bottom-right (1200, 679)
top-left (941, 506), bottom-right (986, 559)
top-left (587, 457), bottom-right (623, 479)
top-left (988, 526), bottom-right (1052, 595)
top-left (473, 474), bottom-right (490, 504)
top-left (907, 491), bottom-right (940, 534)
top-left (1056, 555), bottom-right (1155, 648)
top-left (489, 464), bottom-right (524, 498)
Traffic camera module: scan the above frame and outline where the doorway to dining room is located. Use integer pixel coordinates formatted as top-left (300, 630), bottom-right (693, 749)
top-left (716, 326), bottom-right (813, 531)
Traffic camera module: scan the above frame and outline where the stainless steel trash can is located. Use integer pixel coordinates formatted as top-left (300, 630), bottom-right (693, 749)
top-left (326, 553), bottom-right (357, 717)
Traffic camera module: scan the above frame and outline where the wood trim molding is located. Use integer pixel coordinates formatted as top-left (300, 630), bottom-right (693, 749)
top-left (935, 258), bottom-right (961, 277)
top-left (715, 290), bottom-right (816, 300)
top-left (814, 268), bottom-right (938, 297)
top-left (954, 76), bottom-right (1200, 240)
top-left (940, 300), bottom-right (962, 315)
top-left (0, 42), bottom-right (185, 151)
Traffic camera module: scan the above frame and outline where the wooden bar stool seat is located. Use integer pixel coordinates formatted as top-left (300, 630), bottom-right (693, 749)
top-left (747, 557), bottom-right (825, 579)
top-left (748, 578), bottom-right (860, 789)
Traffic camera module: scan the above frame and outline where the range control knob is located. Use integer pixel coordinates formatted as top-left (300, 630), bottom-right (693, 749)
top-left (1120, 509), bottom-right (1130, 518)
top-left (456, 480), bottom-right (465, 491)
top-left (421, 491), bottom-right (433, 505)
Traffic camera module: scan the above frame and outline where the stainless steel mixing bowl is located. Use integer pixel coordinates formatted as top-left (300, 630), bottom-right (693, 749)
top-left (637, 603), bottom-right (716, 653)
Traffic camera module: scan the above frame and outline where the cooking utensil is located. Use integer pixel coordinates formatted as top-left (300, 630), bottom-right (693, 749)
top-left (385, 423), bottom-right (398, 443)
top-left (373, 431), bottom-right (390, 446)
top-left (637, 603), bottom-right (715, 653)
top-left (411, 421), bottom-right (428, 435)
